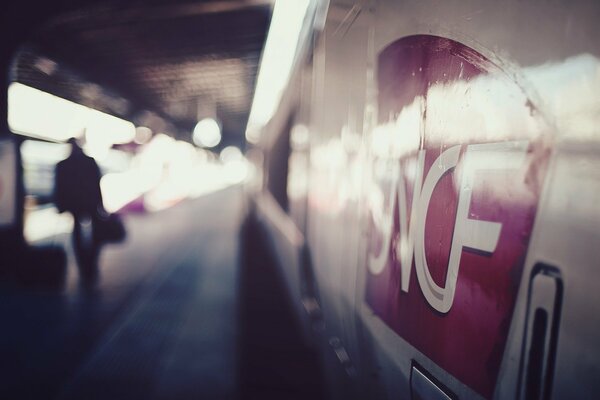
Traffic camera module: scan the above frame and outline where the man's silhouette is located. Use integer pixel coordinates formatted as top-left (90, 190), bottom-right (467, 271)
top-left (54, 137), bottom-right (104, 265)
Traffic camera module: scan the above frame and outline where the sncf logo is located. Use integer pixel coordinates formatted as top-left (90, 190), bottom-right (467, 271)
top-left (366, 34), bottom-right (547, 397)
top-left (368, 141), bottom-right (528, 313)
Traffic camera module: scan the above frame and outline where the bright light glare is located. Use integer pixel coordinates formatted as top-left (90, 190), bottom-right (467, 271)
top-left (219, 146), bottom-right (248, 184)
top-left (101, 171), bottom-right (149, 213)
top-left (98, 133), bottom-right (252, 213)
top-left (219, 146), bottom-right (242, 163)
top-left (223, 160), bottom-right (249, 184)
top-left (87, 109), bottom-right (135, 144)
top-left (193, 118), bottom-right (221, 148)
top-left (8, 83), bottom-right (135, 152)
top-left (24, 206), bottom-right (73, 243)
top-left (245, 0), bottom-right (311, 144)
top-left (21, 140), bottom-right (70, 164)
top-left (291, 124), bottom-right (309, 149)
top-left (135, 126), bottom-right (153, 144)
top-left (85, 109), bottom-right (136, 160)
top-left (9, 83), bottom-right (89, 141)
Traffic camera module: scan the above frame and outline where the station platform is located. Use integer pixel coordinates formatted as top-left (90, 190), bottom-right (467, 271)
top-left (0, 186), bottom-right (325, 399)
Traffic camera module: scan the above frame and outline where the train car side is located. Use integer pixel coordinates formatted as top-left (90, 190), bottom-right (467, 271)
top-left (249, 1), bottom-right (600, 399)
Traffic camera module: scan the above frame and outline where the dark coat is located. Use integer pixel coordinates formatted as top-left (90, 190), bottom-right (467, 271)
top-left (54, 151), bottom-right (103, 216)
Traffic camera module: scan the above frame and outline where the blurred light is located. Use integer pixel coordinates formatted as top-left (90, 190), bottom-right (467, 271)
top-left (84, 110), bottom-right (135, 161)
top-left (33, 57), bottom-right (57, 76)
top-left (21, 140), bottom-right (70, 164)
top-left (8, 83), bottom-right (135, 154)
top-left (9, 83), bottom-right (89, 141)
top-left (219, 146), bottom-right (243, 163)
top-left (291, 124), bottom-right (309, 149)
top-left (196, 148), bottom-right (210, 164)
top-left (135, 126), bottom-right (153, 144)
top-left (101, 171), bottom-right (148, 213)
top-left (245, 125), bottom-right (261, 145)
top-left (193, 118), bottom-right (221, 148)
top-left (87, 109), bottom-right (135, 142)
top-left (24, 206), bottom-right (73, 243)
top-left (245, 0), bottom-right (311, 144)
top-left (223, 160), bottom-right (249, 184)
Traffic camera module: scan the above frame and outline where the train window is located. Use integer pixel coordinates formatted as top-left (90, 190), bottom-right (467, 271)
top-left (265, 115), bottom-right (292, 212)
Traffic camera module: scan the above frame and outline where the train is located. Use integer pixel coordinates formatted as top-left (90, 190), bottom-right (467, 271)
top-left (247, 0), bottom-right (600, 399)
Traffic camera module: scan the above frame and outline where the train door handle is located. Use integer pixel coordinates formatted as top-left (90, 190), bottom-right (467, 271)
top-left (519, 264), bottom-right (563, 400)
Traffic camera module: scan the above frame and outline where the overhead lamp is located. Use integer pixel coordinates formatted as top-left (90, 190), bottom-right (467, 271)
top-left (192, 118), bottom-right (221, 148)
top-left (8, 82), bottom-right (135, 144)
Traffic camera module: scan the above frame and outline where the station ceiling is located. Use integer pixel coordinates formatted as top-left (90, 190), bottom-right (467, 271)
top-left (12, 0), bottom-right (272, 148)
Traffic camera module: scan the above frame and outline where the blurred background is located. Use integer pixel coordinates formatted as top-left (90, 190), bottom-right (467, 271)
top-left (0, 1), bottom-right (325, 399)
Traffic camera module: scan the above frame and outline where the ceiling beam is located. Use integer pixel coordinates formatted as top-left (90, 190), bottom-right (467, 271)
top-left (44, 0), bottom-right (273, 32)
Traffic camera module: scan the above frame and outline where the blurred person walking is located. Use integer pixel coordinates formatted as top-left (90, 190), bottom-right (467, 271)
top-left (54, 137), bottom-right (104, 266)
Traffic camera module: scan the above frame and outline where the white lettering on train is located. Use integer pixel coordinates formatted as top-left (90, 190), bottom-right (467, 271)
top-left (369, 141), bottom-right (529, 313)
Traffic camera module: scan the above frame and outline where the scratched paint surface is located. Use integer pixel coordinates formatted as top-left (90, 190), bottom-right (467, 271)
top-left (365, 35), bottom-right (548, 397)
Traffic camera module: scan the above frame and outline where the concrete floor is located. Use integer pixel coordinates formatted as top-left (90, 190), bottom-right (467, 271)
top-left (0, 186), bottom-right (325, 399)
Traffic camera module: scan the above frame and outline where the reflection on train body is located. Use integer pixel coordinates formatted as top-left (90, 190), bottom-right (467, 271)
top-left (250, 1), bottom-right (600, 399)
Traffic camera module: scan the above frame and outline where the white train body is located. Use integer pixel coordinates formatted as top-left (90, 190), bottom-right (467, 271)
top-left (250, 1), bottom-right (600, 398)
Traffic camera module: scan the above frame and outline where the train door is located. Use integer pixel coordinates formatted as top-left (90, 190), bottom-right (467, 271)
top-left (302, 2), bottom-right (374, 397)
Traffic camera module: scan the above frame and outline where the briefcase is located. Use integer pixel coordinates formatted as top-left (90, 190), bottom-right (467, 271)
top-left (94, 213), bottom-right (126, 243)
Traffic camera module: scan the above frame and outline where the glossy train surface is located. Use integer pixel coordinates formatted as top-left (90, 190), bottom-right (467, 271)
top-left (248, 1), bottom-right (600, 399)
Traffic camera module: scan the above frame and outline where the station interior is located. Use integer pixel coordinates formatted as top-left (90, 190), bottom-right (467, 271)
top-left (4, 1), bottom-right (599, 399)
top-left (0, 1), bottom-right (326, 399)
